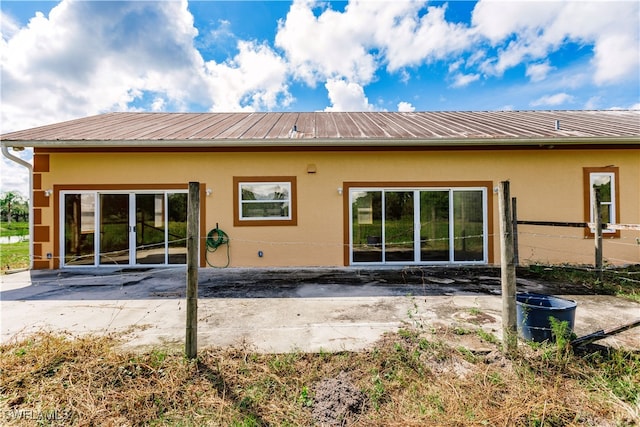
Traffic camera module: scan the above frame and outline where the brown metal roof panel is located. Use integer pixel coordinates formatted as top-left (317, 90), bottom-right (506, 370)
top-left (399, 112), bottom-right (460, 138)
top-left (133, 113), bottom-right (209, 139)
top-left (553, 111), bottom-right (640, 136)
top-left (1, 113), bottom-right (117, 141)
top-left (157, 113), bottom-right (222, 139)
top-left (214, 113), bottom-right (267, 139)
top-left (188, 113), bottom-right (250, 139)
top-left (264, 112), bottom-right (299, 138)
top-left (413, 112), bottom-right (476, 138)
top-left (290, 112), bottom-right (317, 139)
top-left (391, 113), bottom-right (448, 138)
top-left (454, 111), bottom-right (540, 138)
top-left (434, 111), bottom-right (507, 138)
top-left (240, 112), bottom-right (284, 139)
top-left (348, 112), bottom-right (389, 138)
top-left (394, 112), bottom-right (455, 138)
top-left (360, 112), bottom-right (411, 138)
top-left (95, 113), bottom-right (177, 140)
top-left (181, 113), bottom-right (240, 139)
top-left (313, 112), bottom-right (340, 138)
top-left (328, 112), bottom-right (360, 138)
top-left (385, 112), bottom-right (428, 138)
top-left (110, 113), bottom-right (186, 140)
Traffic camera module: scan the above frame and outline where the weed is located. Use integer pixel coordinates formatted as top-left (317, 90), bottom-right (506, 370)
top-left (298, 386), bottom-right (312, 407)
top-left (230, 415), bottom-right (261, 427)
top-left (405, 297), bottom-right (424, 330)
top-left (469, 306), bottom-right (482, 316)
top-left (369, 374), bottom-right (386, 410)
top-left (457, 347), bottom-right (477, 363)
top-left (485, 371), bottom-right (503, 386)
top-left (476, 328), bottom-right (499, 344)
top-left (549, 317), bottom-right (575, 352)
top-left (453, 326), bottom-right (472, 335)
top-left (425, 393), bottom-right (445, 414)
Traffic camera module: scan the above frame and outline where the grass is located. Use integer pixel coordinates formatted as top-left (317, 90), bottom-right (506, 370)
top-left (521, 264), bottom-right (640, 303)
top-left (0, 221), bottom-right (30, 271)
top-left (0, 221), bottom-right (28, 238)
top-left (0, 241), bottom-right (29, 271)
top-left (1, 330), bottom-right (638, 426)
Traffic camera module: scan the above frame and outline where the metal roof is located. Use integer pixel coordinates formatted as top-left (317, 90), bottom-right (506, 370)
top-left (1, 110), bottom-right (639, 148)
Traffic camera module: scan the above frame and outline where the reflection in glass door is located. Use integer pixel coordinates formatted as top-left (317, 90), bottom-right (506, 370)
top-left (351, 191), bottom-right (382, 263)
top-left (420, 191), bottom-right (449, 262)
top-left (64, 194), bottom-right (96, 266)
top-left (136, 194), bottom-right (167, 264)
top-left (384, 191), bottom-right (414, 262)
top-left (453, 191), bottom-right (484, 262)
top-left (99, 194), bottom-right (131, 265)
top-left (167, 193), bottom-right (187, 264)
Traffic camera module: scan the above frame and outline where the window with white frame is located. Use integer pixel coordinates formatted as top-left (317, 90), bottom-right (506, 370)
top-left (233, 177), bottom-right (297, 226)
top-left (585, 167), bottom-right (619, 235)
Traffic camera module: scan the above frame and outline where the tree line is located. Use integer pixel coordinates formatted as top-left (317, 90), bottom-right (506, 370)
top-left (1, 191), bottom-right (29, 223)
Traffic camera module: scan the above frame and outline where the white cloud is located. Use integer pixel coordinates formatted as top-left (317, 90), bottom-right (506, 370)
top-left (0, 0), bottom-right (293, 133)
top-left (0, 10), bottom-right (21, 41)
top-left (471, 0), bottom-right (640, 84)
top-left (526, 61), bottom-right (554, 83)
top-left (366, 3), bottom-right (472, 71)
top-left (151, 97), bottom-right (167, 112)
top-left (584, 96), bottom-right (601, 111)
top-left (397, 102), bottom-right (415, 112)
top-left (530, 92), bottom-right (575, 107)
top-left (324, 79), bottom-right (374, 112)
top-left (204, 40), bottom-right (291, 111)
top-left (1, 1), bottom-right (201, 131)
top-left (451, 73), bottom-right (480, 88)
top-left (274, 1), bottom-right (478, 110)
top-left (275, 1), bottom-right (378, 86)
top-left (448, 59), bottom-right (464, 73)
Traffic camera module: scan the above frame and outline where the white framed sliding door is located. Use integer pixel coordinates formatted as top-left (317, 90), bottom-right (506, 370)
top-left (350, 187), bottom-right (488, 265)
top-left (61, 191), bottom-right (188, 267)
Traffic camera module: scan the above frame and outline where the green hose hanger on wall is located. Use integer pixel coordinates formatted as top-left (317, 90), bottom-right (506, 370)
top-left (206, 226), bottom-right (230, 268)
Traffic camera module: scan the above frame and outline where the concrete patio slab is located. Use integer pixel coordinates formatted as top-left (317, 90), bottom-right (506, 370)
top-left (2, 268), bottom-right (638, 353)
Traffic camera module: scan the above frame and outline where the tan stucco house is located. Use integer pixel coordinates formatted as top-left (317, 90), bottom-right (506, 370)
top-left (2, 110), bottom-right (639, 270)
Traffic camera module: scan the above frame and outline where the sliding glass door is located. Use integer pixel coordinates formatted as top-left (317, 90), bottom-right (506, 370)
top-left (100, 194), bottom-right (131, 265)
top-left (62, 191), bottom-right (187, 267)
top-left (350, 187), bottom-right (487, 265)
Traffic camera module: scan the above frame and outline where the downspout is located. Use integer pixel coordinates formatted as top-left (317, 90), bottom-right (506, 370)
top-left (1, 146), bottom-right (33, 270)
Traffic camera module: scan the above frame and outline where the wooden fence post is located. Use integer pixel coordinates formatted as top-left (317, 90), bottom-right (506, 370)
top-left (511, 197), bottom-right (519, 266)
top-left (593, 187), bottom-right (603, 282)
top-left (498, 181), bottom-right (517, 354)
top-left (186, 182), bottom-right (200, 359)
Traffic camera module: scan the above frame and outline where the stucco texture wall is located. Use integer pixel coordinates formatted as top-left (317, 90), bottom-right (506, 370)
top-left (35, 147), bottom-right (639, 268)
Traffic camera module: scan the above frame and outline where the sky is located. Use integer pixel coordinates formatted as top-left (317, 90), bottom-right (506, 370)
top-left (1, 0), bottom-right (639, 196)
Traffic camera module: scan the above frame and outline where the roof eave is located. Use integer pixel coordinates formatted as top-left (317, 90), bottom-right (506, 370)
top-left (1, 136), bottom-right (639, 149)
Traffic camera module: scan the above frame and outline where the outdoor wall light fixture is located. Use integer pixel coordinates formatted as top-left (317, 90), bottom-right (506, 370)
top-left (337, 187), bottom-right (343, 195)
top-left (44, 189), bottom-right (53, 197)
top-left (206, 188), bottom-right (213, 196)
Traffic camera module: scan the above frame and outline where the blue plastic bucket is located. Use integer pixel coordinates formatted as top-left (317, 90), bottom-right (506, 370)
top-left (516, 293), bottom-right (577, 342)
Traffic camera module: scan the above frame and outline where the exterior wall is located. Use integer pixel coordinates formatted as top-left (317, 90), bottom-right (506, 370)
top-left (33, 146), bottom-right (640, 269)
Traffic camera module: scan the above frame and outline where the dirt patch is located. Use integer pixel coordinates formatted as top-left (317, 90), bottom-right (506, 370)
top-left (312, 371), bottom-right (367, 426)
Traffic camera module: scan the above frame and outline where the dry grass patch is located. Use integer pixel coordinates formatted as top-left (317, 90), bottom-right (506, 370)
top-left (1, 329), bottom-right (638, 426)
